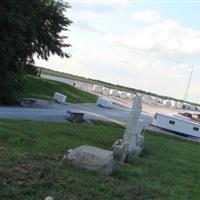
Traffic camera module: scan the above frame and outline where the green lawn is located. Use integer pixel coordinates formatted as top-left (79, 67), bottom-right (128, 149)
top-left (1, 120), bottom-right (200, 200)
top-left (22, 76), bottom-right (97, 103)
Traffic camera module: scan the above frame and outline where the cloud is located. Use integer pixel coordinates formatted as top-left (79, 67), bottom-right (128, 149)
top-left (106, 19), bottom-right (200, 62)
top-left (69, 0), bottom-right (127, 14)
top-left (131, 10), bottom-right (159, 23)
top-left (36, 5), bottom-right (200, 103)
top-left (75, 20), bottom-right (102, 33)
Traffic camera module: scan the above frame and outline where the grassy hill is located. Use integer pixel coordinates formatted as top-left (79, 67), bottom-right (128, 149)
top-left (1, 119), bottom-right (200, 199)
top-left (22, 76), bottom-right (97, 103)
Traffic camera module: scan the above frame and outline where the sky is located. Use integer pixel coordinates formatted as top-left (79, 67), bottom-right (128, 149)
top-left (35, 0), bottom-right (200, 103)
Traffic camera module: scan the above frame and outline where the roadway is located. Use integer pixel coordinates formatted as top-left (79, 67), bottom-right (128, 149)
top-left (0, 102), bottom-right (153, 126)
top-left (1, 101), bottom-right (200, 143)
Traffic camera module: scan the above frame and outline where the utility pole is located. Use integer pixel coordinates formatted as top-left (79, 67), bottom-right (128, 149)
top-left (184, 66), bottom-right (194, 101)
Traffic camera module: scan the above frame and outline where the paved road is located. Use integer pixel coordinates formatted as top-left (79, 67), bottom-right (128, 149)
top-left (1, 101), bottom-right (200, 143)
top-left (30, 74), bottom-right (200, 143)
top-left (0, 106), bottom-right (68, 122)
top-left (41, 74), bottom-right (75, 86)
top-left (0, 102), bottom-right (153, 126)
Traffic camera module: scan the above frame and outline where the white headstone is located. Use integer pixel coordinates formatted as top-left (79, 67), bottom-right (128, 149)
top-left (112, 95), bottom-right (144, 162)
top-left (112, 140), bottom-right (129, 162)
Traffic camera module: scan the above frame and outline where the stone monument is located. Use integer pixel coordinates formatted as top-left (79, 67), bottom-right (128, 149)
top-left (112, 95), bottom-right (144, 162)
top-left (64, 96), bottom-right (144, 174)
top-left (64, 145), bottom-right (115, 175)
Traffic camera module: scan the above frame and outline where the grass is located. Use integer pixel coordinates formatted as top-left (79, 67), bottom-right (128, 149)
top-left (22, 76), bottom-right (97, 103)
top-left (1, 120), bottom-right (200, 200)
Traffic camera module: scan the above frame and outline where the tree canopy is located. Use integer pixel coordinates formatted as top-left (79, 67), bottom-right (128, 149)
top-left (0, 0), bottom-right (72, 104)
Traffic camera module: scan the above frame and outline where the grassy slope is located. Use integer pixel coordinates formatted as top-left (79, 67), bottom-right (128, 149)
top-left (1, 120), bottom-right (200, 200)
top-left (22, 76), bottom-right (97, 103)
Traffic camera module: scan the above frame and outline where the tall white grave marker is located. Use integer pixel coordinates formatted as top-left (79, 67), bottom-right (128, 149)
top-left (112, 95), bottom-right (144, 162)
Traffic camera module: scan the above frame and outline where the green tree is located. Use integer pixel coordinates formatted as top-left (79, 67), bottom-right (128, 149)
top-left (0, 0), bottom-right (71, 104)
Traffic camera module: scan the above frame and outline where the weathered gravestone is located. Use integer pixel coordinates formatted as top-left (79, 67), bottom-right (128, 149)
top-left (64, 145), bottom-right (115, 175)
top-left (67, 111), bottom-right (85, 123)
top-left (64, 96), bottom-right (144, 174)
top-left (112, 95), bottom-right (144, 162)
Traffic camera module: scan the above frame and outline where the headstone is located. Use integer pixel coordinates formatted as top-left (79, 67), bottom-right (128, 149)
top-left (112, 140), bottom-right (129, 162)
top-left (21, 98), bottom-right (37, 107)
top-left (112, 95), bottom-right (144, 162)
top-left (68, 111), bottom-right (84, 123)
top-left (65, 145), bottom-right (115, 175)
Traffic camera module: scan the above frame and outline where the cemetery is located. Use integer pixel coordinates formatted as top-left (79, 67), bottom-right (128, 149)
top-left (1, 115), bottom-right (200, 199)
top-left (1, 76), bottom-right (200, 200)
top-left (2, 1), bottom-right (200, 199)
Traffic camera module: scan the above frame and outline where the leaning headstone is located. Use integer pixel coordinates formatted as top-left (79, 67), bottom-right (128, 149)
top-left (65, 145), bottom-right (115, 175)
top-left (123, 96), bottom-right (142, 152)
top-left (112, 95), bottom-right (144, 162)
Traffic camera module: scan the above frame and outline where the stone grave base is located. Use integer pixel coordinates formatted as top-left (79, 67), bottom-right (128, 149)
top-left (65, 145), bottom-right (115, 175)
